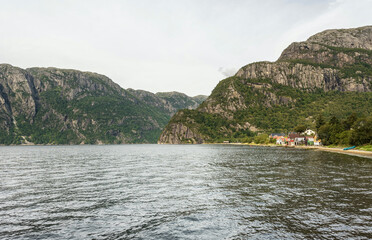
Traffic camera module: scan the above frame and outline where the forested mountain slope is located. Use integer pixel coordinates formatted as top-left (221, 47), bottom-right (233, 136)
top-left (159, 26), bottom-right (372, 144)
top-left (0, 65), bottom-right (206, 144)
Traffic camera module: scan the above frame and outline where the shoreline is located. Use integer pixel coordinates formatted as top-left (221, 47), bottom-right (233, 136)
top-left (296, 146), bottom-right (372, 159)
top-left (2, 142), bottom-right (371, 159)
top-left (222, 142), bottom-right (372, 159)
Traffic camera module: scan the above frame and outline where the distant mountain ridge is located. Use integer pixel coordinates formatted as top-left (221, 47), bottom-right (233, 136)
top-left (128, 89), bottom-right (206, 117)
top-left (159, 25), bottom-right (372, 144)
top-left (0, 64), bottom-right (207, 144)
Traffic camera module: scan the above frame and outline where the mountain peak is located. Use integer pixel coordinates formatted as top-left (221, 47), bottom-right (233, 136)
top-left (307, 25), bottom-right (372, 50)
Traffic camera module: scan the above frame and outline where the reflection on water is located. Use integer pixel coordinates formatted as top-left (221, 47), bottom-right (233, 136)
top-left (0, 145), bottom-right (371, 239)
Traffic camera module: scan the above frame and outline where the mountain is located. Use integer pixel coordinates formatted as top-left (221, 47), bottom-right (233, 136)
top-left (128, 89), bottom-right (207, 117)
top-left (0, 65), bottom-right (206, 144)
top-left (159, 26), bottom-right (372, 144)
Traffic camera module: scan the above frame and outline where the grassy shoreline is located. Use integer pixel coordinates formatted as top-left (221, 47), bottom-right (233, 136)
top-left (219, 142), bottom-right (372, 159)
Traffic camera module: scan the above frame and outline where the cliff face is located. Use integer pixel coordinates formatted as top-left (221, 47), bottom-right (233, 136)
top-left (159, 26), bottom-right (372, 144)
top-left (234, 61), bottom-right (369, 92)
top-left (0, 65), bottom-right (205, 144)
top-left (158, 122), bottom-right (204, 144)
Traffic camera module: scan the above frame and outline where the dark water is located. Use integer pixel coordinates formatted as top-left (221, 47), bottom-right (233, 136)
top-left (1, 145), bottom-right (371, 240)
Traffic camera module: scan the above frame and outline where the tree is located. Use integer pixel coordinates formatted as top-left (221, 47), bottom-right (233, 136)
top-left (350, 116), bottom-right (372, 145)
top-left (337, 130), bottom-right (352, 145)
top-left (318, 124), bottom-right (331, 145)
top-left (254, 134), bottom-right (269, 144)
top-left (328, 116), bottom-right (343, 144)
top-left (329, 116), bottom-right (339, 125)
top-left (315, 114), bottom-right (325, 131)
top-left (343, 112), bottom-right (357, 130)
top-left (294, 124), bottom-right (307, 133)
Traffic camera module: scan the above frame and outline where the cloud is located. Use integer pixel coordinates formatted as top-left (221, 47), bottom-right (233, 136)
top-left (218, 67), bottom-right (237, 78)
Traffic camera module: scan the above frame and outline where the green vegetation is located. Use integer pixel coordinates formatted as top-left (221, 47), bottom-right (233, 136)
top-left (294, 125), bottom-right (307, 133)
top-left (317, 113), bottom-right (372, 146)
top-left (315, 114), bottom-right (326, 132)
top-left (167, 109), bottom-right (255, 143)
top-left (238, 77), bottom-right (369, 131)
top-left (281, 43), bottom-right (372, 81)
top-left (0, 128), bottom-right (22, 145)
top-left (253, 134), bottom-right (270, 144)
top-left (15, 88), bottom-right (169, 144)
top-left (167, 75), bottom-right (371, 144)
top-left (340, 62), bottom-right (372, 79)
top-left (1, 67), bottom-right (202, 145)
top-left (155, 92), bottom-right (206, 110)
top-left (161, 29), bottom-right (372, 145)
top-left (357, 145), bottom-right (372, 151)
top-left (317, 43), bottom-right (372, 57)
top-left (3, 27), bottom-right (372, 145)
top-left (286, 59), bottom-right (336, 69)
top-left (0, 69), bottom-right (208, 145)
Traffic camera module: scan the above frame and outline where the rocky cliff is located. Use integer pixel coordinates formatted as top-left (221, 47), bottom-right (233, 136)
top-left (159, 26), bottom-right (372, 144)
top-left (0, 65), bottom-right (205, 144)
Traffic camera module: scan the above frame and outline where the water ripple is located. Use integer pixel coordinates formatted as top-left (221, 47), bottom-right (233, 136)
top-left (1, 145), bottom-right (371, 239)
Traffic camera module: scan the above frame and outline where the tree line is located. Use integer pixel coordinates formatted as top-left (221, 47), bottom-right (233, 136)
top-left (315, 113), bottom-right (372, 146)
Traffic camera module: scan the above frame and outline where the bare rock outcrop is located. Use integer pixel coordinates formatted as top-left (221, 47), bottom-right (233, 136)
top-left (307, 26), bottom-right (372, 50)
top-left (158, 122), bottom-right (204, 144)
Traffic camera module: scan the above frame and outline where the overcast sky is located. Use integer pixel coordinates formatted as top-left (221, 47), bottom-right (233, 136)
top-left (1, 0), bottom-right (371, 96)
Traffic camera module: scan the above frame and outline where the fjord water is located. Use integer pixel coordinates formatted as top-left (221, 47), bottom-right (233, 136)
top-left (1, 145), bottom-right (371, 239)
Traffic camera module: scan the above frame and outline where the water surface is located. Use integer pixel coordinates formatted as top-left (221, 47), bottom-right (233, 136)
top-left (1, 145), bottom-right (371, 239)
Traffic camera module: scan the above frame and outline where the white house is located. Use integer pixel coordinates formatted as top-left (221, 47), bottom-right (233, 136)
top-left (304, 129), bottom-right (316, 136)
top-left (295, 137), bottom-right (305, 145)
